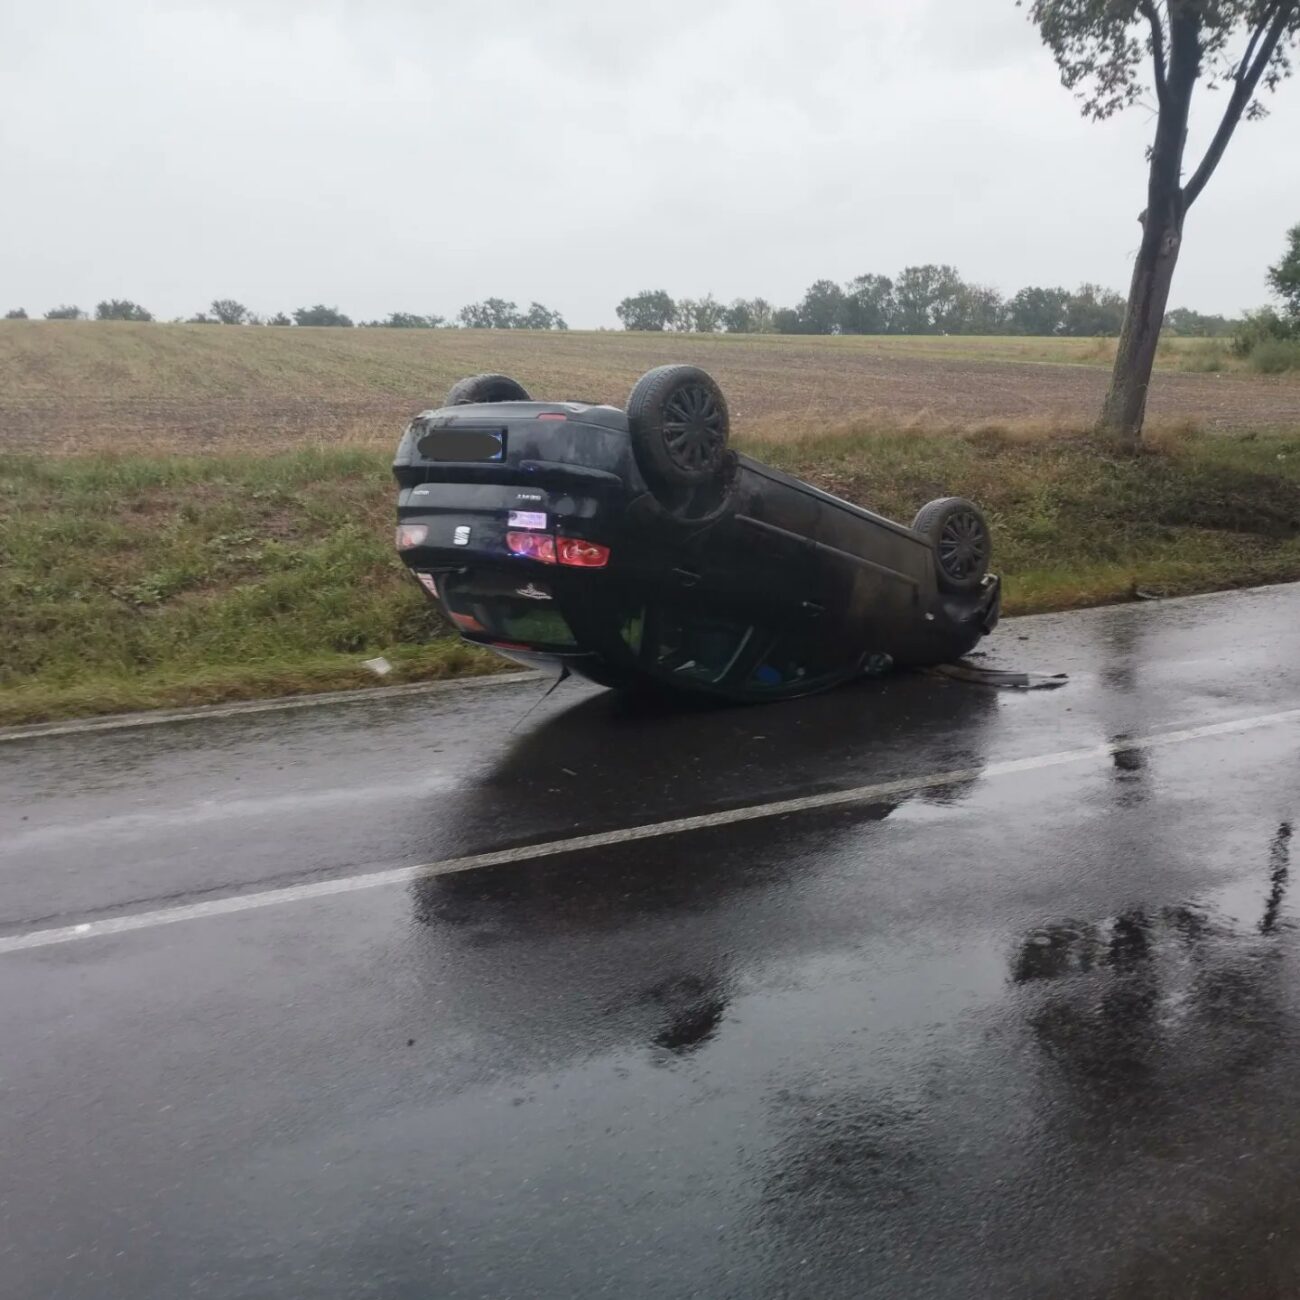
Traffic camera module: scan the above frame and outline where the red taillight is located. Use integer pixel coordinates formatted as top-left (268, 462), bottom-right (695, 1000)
top-left (537, 412), bottom-right (568, 421)
top-left (396, 524), bottom-right (428, 550)
top-left (506, 531), bottom-right (557, 563)
top-left (557, 537), bottom-right (610, 568)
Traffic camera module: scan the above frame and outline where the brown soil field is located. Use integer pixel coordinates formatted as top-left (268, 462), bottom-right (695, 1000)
top-left (3, 322), bottom-right (1298, 453)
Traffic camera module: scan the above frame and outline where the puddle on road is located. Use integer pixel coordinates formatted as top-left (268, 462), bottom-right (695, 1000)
top-left (1007, 820), bottom-right (1296, 1107)
top-left (1196, 821), bottom-right (1293, 931)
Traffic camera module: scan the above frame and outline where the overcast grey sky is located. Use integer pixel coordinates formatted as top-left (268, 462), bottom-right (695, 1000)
top-left (2, 0), bottom-right (1297, 326)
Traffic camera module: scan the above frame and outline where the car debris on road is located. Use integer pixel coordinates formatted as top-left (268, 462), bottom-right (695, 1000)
top-left (924, 663), bottom-right (1069, 690)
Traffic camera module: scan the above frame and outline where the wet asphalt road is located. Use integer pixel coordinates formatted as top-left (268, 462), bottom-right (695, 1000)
top-left (3, 585), bottom-right (1300, 1299)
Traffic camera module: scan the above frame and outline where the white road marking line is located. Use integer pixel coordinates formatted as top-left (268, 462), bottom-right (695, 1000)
top-left (3, 705), bottom-right (1298, 957)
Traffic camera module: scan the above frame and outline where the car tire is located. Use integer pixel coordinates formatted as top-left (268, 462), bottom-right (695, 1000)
top-left (626, 365), bottom-right (730, 497)
top-left (912, 497), bottom-right (991, 594)
top-left (445, 373), bottom-right (531, 405)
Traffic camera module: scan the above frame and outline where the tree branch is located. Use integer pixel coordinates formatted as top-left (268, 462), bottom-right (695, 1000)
top-left (1183, 1), bottom-right (1296, 209)
top-left (1236, 9), bottom-right (1267, 79)
top-left (1140, 0), bottom-right (1168, 105)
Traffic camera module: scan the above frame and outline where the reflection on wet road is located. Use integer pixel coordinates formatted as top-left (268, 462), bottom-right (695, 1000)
top-left (3, 584), bottom-right (1300, 1298)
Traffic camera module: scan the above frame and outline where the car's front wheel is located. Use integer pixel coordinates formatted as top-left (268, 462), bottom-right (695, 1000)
top-left (912, 497), bottom-right (991, 594)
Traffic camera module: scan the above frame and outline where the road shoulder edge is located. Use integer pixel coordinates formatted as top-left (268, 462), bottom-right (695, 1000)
top-left (2, 579), bottom-right (1294, 743)
top-left (0, 671), bottom-right (543, 743)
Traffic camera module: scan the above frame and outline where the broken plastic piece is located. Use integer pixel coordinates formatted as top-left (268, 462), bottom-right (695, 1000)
top-left (926, 663), bottom-right (1068, 691)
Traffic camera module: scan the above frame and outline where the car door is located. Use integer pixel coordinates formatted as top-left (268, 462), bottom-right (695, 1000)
top-left (718, 466), bottom-right (819, 622)
top-left (807, 499), bottom-right (926, 656)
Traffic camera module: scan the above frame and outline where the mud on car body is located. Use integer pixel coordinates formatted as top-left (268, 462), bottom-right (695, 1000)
top-left (393, 366), bottom-right (1000, 702)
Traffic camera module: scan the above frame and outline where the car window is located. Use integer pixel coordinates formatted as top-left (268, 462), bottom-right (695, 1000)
top-left (619, 609), bottom-right (645, 654)
top-left (494, 606), bottom-right (578, 646)
top-left (747, 625), bottom-right (854, 691)
top-left (440, 571), bottom-right (578, 647)
top-left (645, 608), bottom-right (754, 685)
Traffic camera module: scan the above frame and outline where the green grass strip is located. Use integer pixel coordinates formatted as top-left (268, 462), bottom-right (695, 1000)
top-left (2, 430), bottom-right (1298, 724)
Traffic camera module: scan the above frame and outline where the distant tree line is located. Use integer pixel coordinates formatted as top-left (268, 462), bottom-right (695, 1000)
top-left (616, 269), bottom-right (1241, 337)
top-left (1230, 223), bottom-right (1300, 372)
top-left (3, 276), bottom-right (1250, 338)
top-left (7, 302), bottom-right (157, 321)
top-left (4, 297), bottom-right (568, 330)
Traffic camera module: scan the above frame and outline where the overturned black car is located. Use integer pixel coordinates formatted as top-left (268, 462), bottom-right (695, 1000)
top-left (393, 366), bottom-right (1000, 702)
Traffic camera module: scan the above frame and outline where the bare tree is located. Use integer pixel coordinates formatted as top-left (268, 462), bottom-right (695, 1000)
top-left (1026, 0), bottom-right (1300, 444)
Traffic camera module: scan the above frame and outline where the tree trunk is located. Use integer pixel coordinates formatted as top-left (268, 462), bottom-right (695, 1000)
top-left (1098, 6), bottom-right (1202, 447)
top-left (1099, 215), bottom-right (1184, 445)
top-left (1093, 2), bottom-right (1294, 445)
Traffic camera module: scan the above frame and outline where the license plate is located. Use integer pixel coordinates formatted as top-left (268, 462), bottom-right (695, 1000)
top-left (417, 428), bottom-right (505, 462)
top-left (507, 510), bottom-right (547, 530)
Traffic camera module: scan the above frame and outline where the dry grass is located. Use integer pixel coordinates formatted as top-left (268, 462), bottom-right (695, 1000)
top-left (4, 321), bottom-right (1299, 455)
top-left (742, 410), bottom-right (1206, 448)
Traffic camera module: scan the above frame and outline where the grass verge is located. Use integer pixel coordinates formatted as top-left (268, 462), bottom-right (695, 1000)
top-left (3, 429), bottom-right (1299, 725)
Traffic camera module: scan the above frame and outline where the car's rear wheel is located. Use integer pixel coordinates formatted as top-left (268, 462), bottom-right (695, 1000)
top-left (445, 373), bottom-right (531, 405)
top-left (626, 365), bottom-right (730, 497)
top-left (913, 497), bottom-right (991, 594)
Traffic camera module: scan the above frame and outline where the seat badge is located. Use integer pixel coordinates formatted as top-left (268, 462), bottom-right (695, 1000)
top-left (515, 583), bottom-right (552, 601)
top-left (453, 525), bottom-right (471, 546)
